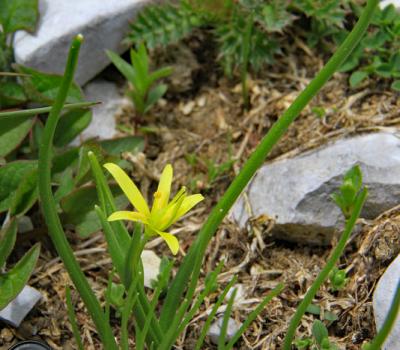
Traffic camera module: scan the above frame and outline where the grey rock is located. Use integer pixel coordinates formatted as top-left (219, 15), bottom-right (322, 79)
top-left (14, 0), bottom-right (149, 85)
top-left (141, 250), bottom-right (161, 289)
top-left (71, 79), bottom-right (124, 145)
top-left (373, 254), bottom-right (400, 350)
top-left (231, 132), bottom-right (400, 245)
top-left (0, 286), bottom-right (42, 327)
top-left (17, 216), bottom-right (34, 233)
top-left (208, 317), bottom-right (241, 345)
top-left (380, 0), bottom-right (400, 10)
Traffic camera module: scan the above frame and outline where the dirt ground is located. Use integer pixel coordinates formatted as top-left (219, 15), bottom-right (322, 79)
top-left (1, 33), bottom-right (400, 349)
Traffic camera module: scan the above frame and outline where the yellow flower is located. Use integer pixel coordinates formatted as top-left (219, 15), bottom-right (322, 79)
top-left (104, 163), bottom-right (204, 255)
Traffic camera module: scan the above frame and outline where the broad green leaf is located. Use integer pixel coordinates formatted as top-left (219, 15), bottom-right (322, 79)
top-left (0, 161), bottom-right (37, 212)
top-left (0, 220), bottom-right (17, 268)
top-left (61, 185), bottom-right (129, 237)
top-left (0, 243), bottom-right (40, 311)
top-left (15, 65), bottom-right (84, 104)
top-left (391, 80), bottom-right (400, 91)
top-left (54, 109), bottom-right (92, 147)
top-left (100, 136), bottom-right (144, 156)
top-left (0, 80), bottom-right (27, 108)
top-left (52, 147), bottom-right (80, 175)
top-left (312, 320), bottom-right (329, 345)
top-left (0, 115), bottom-right (33, 157)
top-left (0, 0), bottom-right (39, 34)
top-left (10, 168), bottom-right (38, 216)
top-left (349, 71), bottom-right (368, 87)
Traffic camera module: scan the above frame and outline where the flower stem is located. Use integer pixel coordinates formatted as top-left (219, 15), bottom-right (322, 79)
top-left (37, 35), bottom-right (118, 350)
top-left (160, 0), bottom-right (379, 331)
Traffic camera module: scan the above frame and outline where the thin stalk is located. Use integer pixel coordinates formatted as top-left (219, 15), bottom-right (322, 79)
top-left (37, 35), bottom-right (118, 350)
top-left (65, 286), bottom-right (84, 350)
top-left (194, 278), bottom-right (238, 350)
top-left (367, 281), bottom-right (400, 350)
top-left (159, 0), bottom-right (379, 331)
top-left (282, 189), bottom-right (368, 350)
top-left (0, 101), bottom-right (97, 119)
top-left (218, 288), bottom-right (237, 350)
top-left (225, 283), bottom-right (284, 349)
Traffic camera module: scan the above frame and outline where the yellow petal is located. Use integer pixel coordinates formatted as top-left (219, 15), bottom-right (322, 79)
top-left (173, 194), bottom-right (204, 222)
top-left (104, 163), bottom-right (150, 216)
top-left (156, 230), bottom-right (179, 255)
top-left (152, 164), bottom-right (173, 213)
top-left (108, 211), bottom-right (148, 223)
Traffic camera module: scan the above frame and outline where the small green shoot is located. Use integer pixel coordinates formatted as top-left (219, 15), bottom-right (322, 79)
top-left (106, 43), bottom-right (172, 116)
top-left (329, 267), bottom-right (348, 291)
top-left (331, 165), bottom-right (363, 219)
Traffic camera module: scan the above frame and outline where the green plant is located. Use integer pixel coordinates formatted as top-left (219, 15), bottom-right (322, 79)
top-left (33, 1), bottom-right (387, 349)
top-left (0, 0), bottom-right (39, 108)
top-left (106, 43), bottom-right (172, 116)
top-left (339, 4), bottom-right (400, 91)
top-left (283, 165), bottom-right (368, 349)
top-left (0, 219), bottom-right (40, 310)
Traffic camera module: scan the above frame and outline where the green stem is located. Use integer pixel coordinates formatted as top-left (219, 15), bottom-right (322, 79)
top-left (37, 35), bottom-right (118, 350)
top-left (282, 188), bottom-right (368, 349)
top-left (0, 102), bottom-right (97, 120)
top-left (367, 281), bottom-right (400, 350)
top-left (160, 0), bottom-right (379, 331)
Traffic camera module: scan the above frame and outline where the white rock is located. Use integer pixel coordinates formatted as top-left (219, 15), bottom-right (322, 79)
top-left (0, 286), bottom-right (42, 327)
top-left (225, 284), bottom-right (246, 305)
top-left (373, 254), bottom-right (400, 350)
top-left (380, 0), bottom-right (400, 10)
top-left (141, 250), bottom-right (161, 289)
top-left (17, 216), bottom-right (34, 233)
top-left (208, 317), bottom-right (241, 345)
top-left (14, 0), bottom-right (149, 85)
top-left (71, 79), bottom-right (124, 145)
top-left (230, 132), bottom-right (400, 245)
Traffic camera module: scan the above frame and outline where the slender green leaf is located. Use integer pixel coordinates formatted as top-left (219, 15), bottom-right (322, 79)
top-left (0, 220), bottom-right (17, 268)
top-left (144, 84), bottom-right (167, 113)
top-left (106, 50), bottom-right (136, 83)
top-left (65, 286), bottom-right (84, 350)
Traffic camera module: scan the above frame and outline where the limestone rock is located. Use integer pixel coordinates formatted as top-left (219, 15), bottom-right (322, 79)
top-left (373, 254), bottom-right (400, 350)
top-left (71, 79), bottom-right (125, 145)
top-left (230, 132), bottom-right (400, 245)
top-left (0, 286), bottom-right (42, 327)
top-left (14, 0), bottom-right (149, 85)
top-left (208, 317), bottom-right (241, 345)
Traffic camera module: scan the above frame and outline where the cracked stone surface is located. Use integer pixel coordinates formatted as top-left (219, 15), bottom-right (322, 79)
top-left (14, 0), bottom-right (149, 85)
top-left (373, 254), bottom-right (400, 350)
top-left (230, 132), bottom-right (400, 245)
